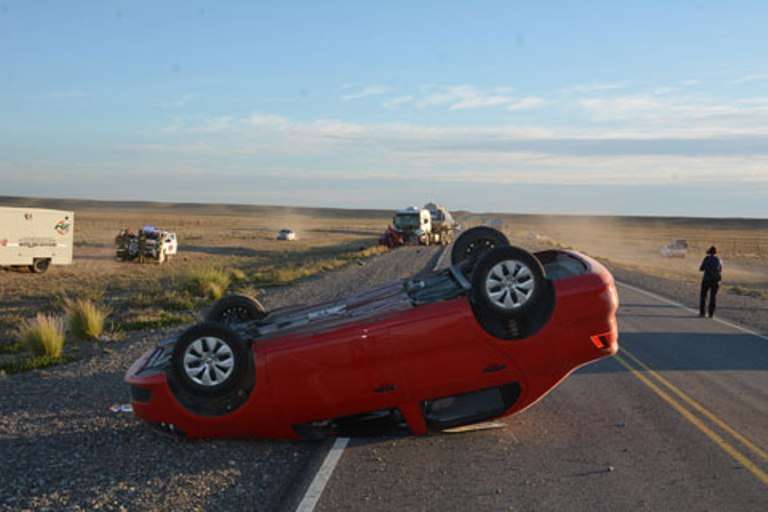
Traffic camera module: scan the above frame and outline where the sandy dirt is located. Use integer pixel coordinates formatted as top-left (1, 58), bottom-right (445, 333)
top-left (461, 212), bottom-right (768, 291)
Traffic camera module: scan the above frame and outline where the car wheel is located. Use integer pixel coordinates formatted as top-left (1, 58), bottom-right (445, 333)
top-left (29, 258), bottom-right (51, 274)
top-left (471, 246), bottom-right (546, 320)
top-left (206, 294), bottom-right (266, 325)
top-left (451, 226), bottom-right (509, 269)
top-left (171, 322), bottom-right (250, 397)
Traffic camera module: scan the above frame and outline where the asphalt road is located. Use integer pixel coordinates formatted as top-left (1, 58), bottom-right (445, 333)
top-left (314, 283), bottom-right (768, 512)
top-left (0, 245), bottom-right (442, 512)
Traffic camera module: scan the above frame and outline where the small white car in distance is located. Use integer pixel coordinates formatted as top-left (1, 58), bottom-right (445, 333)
top-left (277, 228), bottom-right (296, 241)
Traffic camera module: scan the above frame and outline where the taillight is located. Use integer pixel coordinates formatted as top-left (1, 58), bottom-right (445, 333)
top-left (590, 333), bottom-right (611, 349)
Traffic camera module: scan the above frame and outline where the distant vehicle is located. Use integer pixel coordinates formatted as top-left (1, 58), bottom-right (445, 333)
top-left (381, 204), bottom-right (457, 247)
top-left (660, 239), bottom-right (688, 258)
top-left (424, 203), bottom-right (457, 245)
top-left (277, 228), bottom-right (296, 241)
top-left (115, 226), bottom-right (177, 264)
top-left (394, 206), bottom-right (432, 245)
top-left (0, 207), bottom-right (74, 273)
top-left (126, 226), bottom-right (619, 440)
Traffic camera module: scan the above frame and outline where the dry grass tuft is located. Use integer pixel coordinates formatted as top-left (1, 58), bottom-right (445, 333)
top-left (184, 268), bottom-right (231, 299)
top-left (65, 298), bottom-right (111, 341)
top-left (18, 314), bottom-right (66, 358)
top-left (229, 268), bottom-right (247, 283)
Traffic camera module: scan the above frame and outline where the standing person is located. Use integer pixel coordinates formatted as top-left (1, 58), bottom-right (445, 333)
top-left (699, 246), bottom-right (723, 318)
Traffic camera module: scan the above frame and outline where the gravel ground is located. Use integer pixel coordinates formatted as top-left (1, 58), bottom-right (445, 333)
top-left (606, 261), bottom-right (768, 335)
top-left (0, 246), bottom-right (440, 512)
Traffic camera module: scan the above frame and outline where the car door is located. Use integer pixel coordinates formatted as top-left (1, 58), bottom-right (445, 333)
top-left (265, 326), bottom-right (377, 424)
top-left (378, 301), bottom-right (517, 403)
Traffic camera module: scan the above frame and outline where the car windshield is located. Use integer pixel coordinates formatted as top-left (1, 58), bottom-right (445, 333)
top-left (394, 214), bottom-right (420, 229)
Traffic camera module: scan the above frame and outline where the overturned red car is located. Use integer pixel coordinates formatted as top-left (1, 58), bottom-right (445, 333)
top-left (126, 226), bottom-right (618, 440)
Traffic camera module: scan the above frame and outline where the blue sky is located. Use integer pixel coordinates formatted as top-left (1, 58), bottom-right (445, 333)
top-left (1, 1), bottom-right (767, 217)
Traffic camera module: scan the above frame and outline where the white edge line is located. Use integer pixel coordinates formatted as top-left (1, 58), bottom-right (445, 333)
top-left (295, 244), bottom-right (450, 512)
top-left (295, 437), bottom-right (350, 512)
top-left (434, 244), bottom-right (449, 270)
top-left (616, 280), bottom-right (768, 342)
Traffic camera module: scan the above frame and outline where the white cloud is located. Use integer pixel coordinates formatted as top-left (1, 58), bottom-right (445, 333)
top-left (507, 97), bottom-right (546, 111)
top-left (558, 81), bottom-right (630, 95)
top-left (384, 95), bottom-right (414, 108)
top-left (414, 85), bottom-right (521, 111)
top-left (579, 94), bottom-right (768, 122)
top-left (732, 74), bottom-right (768, 84)
top-left (341, 85), bottom-right (392, 100)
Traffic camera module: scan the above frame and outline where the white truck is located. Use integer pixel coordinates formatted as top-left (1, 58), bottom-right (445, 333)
top-left (392, 206), bottom-right (433, 245)
top-left (0, 207), bottom-right (74, 273)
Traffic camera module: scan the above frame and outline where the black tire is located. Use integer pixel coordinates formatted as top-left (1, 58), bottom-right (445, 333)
top-left (29, 258), bottom-right (51, 274)
top-left (171, 322), bottom-right (250, 397)
top-left (206, 294), bottom-right (266, 325)
top-left (451, 226), bottom-right (509, 269)
top-left (471, 246), bottom-right (546, 320)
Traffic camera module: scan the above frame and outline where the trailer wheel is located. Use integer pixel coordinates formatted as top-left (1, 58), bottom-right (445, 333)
top-left (171, 322), bottom-right (250, 397)
top-left (206, 294), bottom-right (267, 325)
top-left (29, 258), bottom-right (51, 274)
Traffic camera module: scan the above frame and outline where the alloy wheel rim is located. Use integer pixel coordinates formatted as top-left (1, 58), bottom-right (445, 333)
top-left (485, 259), bottom-right (535, 310)
top-left (183, 337), bottom-right (235, 386)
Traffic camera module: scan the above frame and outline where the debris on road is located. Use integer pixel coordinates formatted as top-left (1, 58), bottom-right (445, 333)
top-left (109, 403), bottom-right (133, 413)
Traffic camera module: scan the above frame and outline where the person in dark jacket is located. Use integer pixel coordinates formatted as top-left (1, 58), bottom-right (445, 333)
top-left (699, 246), bottom-right (723, 318)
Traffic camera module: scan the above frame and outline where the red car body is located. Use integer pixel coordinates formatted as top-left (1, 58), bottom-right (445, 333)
top-left (126, 250), bottom-right (618, 440)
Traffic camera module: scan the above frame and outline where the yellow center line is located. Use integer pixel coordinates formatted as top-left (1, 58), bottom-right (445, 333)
top-left (614, 354), bottom-right (768, 487)
top-left (620, 347), bottom-right (768, 462)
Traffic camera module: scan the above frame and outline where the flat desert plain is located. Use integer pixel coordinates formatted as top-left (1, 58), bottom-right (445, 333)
top-left (1, 197), bottom-right (767, 367)
top-left (0, 197), bottom-right (391, 364)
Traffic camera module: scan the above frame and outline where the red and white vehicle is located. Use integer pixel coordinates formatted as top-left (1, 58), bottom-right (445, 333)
top-left (126, 226), bottom-right (618, 440)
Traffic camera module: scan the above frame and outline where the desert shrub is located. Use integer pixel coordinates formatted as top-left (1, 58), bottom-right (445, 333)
top-left (18, 314), bottom-right (66, 358)
top-left (201, 281), bottom-right (224, 300)
top-left (65, 298), bottom-right (110, 340)
top-left (184, 268), bottom-right (231, 299)
top-left (229, 268), bottom-right (247, 283)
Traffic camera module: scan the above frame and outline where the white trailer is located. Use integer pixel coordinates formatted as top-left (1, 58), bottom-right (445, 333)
top-left (424, 203), bottom-right (457, 245)
top-left (0, 207), bottom-right (74, 273)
